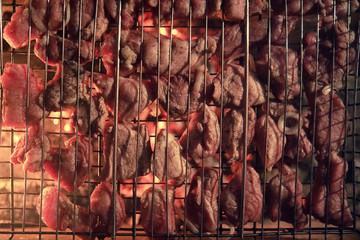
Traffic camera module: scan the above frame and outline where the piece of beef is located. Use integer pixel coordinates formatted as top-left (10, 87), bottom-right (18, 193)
top-left (272, 0), bottom-right (316, 15)
top-left (212, 24), bottom-right (243, 61)
top-left (93, 73), bottom-right (154, 122)
top-left (140, 186), bottom-right (176, 235)
top-left (319, 0), bottom-right (359, 17)
top-left (305, 153), bottom-right (353, 226)
top-left (44, 136), bottom-right (91, 192)
top-left (100, 121), bottom-right (152, 182)
top-left (34, 33), bottom-right (94, 66)
top-left (150, 67), bottom-right (212, 119)
top-left (42, 61), bottom-right (90, 111)
top-left (179, 105), bottom-right (220, 163)
top-left (223, 0), bottom-right (245, 20)
top-left (266, 163), bottom-right (308, 230)
top-left (10, 125), bottom-right (51, 173)
top-left (90, 182), bottom-right (126, 233)
top-left (222, 107), bottom-right (256, 164)
top-left (263, 101), bottom-right (313, 162)
top-left (221, 162), bottom-right (263, 225)
top-left (152, 129), bottom-right (189, 187)
top-left (212, 63), bottom-right (266, 109)
top-left (1, 63), bottom-right (44, 128)
top-left (256, 45), bottom-right (300, 101)
top-left (186, 167), bottom-right (219, 233)
top-left (70, 93), bottom-right (108, 137)
top-left (37, 187), bottom-right (93, 239)
top-left (255, 114), bottom-right (285, 171)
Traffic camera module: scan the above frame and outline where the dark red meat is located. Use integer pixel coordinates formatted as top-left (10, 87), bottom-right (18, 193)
top-left (1, 63), bottom-right (44, 128)
top-left (272, 0), bottom-right (316, 15)
top-left (266, 163), bottom-right (308, 230)
top-left (44, 136), bottom-right (91, 192)
top-left (186, 167), bottom-right (219, 233)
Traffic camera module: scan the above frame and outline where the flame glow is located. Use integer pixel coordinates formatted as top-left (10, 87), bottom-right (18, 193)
top-left (172, 29), bottom-right (178, 35)
top-left (64, 123), bottom-right (72, 132)
top-left (160, 27), bottom-right (167, 36)
top-left (120, 173), bottom-right (161, 198)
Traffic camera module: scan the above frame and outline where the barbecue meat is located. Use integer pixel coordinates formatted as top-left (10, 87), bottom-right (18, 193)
top-left (256, 45), bottom-right (300, 101)
top-left (319, 0), bottom-right (359, 17)
top-left (266, 163), bottom-right (308, 230)
top-left (70, 93), bottom-right (108, 137)
top-left (305, 153), bottom-right (353, 227)
top-left (272, 0), bottom-right (316, 15)
top-left (212, 63), bottom-right (266, 108)
top-left (221, 162), bottom-right (263, 225)
top-left (140, 187), bottom-right (176, 235)
top-left (42, 61), bottom-right (90, 111)
top-left (222, 107), bottom-right (257, 164)
top-left (151, 67), bottom-right (213, 119)
top-left (100, 122), bottom-right (152, 182)
top-left (90, 182), bottom-right (126, 233)
top-left (186, 167), bottom-right (219, 233)
top-left (213, 24), bottom-right (243, 61)
top-left (93, 73), bottom-right (154, 122)
top-left (104, 0), bottom-right (138, 29)
top-left (44, 136), bottom-right (91, 192)
top-left (179, 105), bottom-right (220, 163)
top-left (34, 33), bottom-right (95, 66)
top-left (152, 129), bottom-right (189, 187)
top-left (255, 115), bottom-right (286, 171)
top-left (10, 125), bottom-right (51, 173)
top-left (1, 63), bottom-right (44, 128)
top-left (37, 187), bottom-right (92, 239)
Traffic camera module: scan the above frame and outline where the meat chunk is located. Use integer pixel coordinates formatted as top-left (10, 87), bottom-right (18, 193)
top-left (37, 187), bottom-right (92, 239)
top-left (1, 63), bottom-right (44, 128)
top-left (140, 187), bottom-right (176, 235)
top-left (93, 73), bottom-right (154, 122)
top-left (34, 33), bottom-right (95, 66)
top-left (266, 163), bottom-right (308, 230)
top-left (152, 129), bottom-right (189, 187)
top-left (100, 122), bottom-right (152, 182)
top-left (222, 107), bottom-right (257, 164)
top-left (255, 115), bottom-right (285, 171)
top-left (90, 182), bottom-right (126, 233)
top-left (213, 24), bottom-right (243, 61)
top-left (179, 105), bottom-right (220, 163)
top-left (150, 67), bottom-right (212, 119)
top-left (10, 125), bottom-right (51, 173)
top-left (256, 45), bottom-right (300, 101)
top-left (272, 0), bottom-right (316, 15)
top-left (186, 167), bottom-right (219, 233)
top-left (42, 61), bottom-right (90, 111)
top-left (44, 136), bottom-right (91, 192)
top-left (212, 63), bottom-right (266, 109)
top-left (223, 0), bottom-right (245, 20)
top-left (305, 153), bottom-right (353, 226)
top-left (221, 162), bottom-right (263, 225)
top-left (70, 93), bottom-right (108, 137)
top-left (319, 0), bottom-right (359, 17)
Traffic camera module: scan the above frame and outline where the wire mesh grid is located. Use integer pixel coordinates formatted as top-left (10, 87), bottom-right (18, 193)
top-left (0, 0), bottom-right (359, 239)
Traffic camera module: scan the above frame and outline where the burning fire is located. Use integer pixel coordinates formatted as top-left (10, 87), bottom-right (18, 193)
top-left (120, 173), bottom-right (161, 198)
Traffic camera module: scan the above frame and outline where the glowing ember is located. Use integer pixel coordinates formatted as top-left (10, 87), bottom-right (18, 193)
top-left (247, 154), bottom-right (254, 161)
top-left (172, 29), bottom-right (178, 35)
top-left (120, 173), bottom-right (161, 198)
top-left (160, 27), bottom-right (167, 36)
top-left (53, 119), bottom-right (59, 125)
top-left (64, 123), bottom-right (72, 132)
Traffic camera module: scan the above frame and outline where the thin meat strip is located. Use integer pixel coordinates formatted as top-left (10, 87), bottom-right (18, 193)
top-left (266, 163), bottom-right (308, 230)
top-left (186, 167), bottom-right (219, 233)
top-left (305, 153), bottom-right (353, 227)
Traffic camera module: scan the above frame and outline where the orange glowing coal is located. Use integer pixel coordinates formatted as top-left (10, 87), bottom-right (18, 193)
top-left (120, 173), bottom-right (161, 198)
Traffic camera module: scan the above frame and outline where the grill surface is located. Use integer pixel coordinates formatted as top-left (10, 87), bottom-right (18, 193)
top-left (0, 0), bottom-right (359, 239)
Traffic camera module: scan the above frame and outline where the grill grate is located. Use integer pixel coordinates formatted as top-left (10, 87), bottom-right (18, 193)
top-left (0, 0), bottom-right (359, 239)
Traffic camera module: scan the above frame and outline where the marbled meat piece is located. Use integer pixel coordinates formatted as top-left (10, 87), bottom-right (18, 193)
top-left (319, 0), bottom-right (359, 17)
top-left (140, 187), bottom-right (176, 235)
top-left (221, 162), bottom-right (263, 225)
top-left (179, 105), bottom-right (220, 163)
top-left (90, 182), bottom-right (126, 233)
top-left (256, 45), bottom-right (300, 101)
top-left (212, 24), bottom-right (243, 61)
top-left (272, 0), bottom-right (316, 15)
top-left (305, 153), bottom-right (353, 227)
top-left (100, 122), bottom-right (152, 182)
top-left (152, 129), bottom-right (189, 187)
top-left (266, 163), bottom-right (308, 230)
top-left (44, 136), bottom-right (91, 192)
top-left (37, 187), bottom-right (93, 239)
top-left (186, 167), bottom-right (219, 233)
top-left (42, 61), bottom-right (90, 111)
top-left (34, 33), bottom-right (94, 66)
top-left (93, 73), bottom-right (154, 122)
top-left (212, 63), bottom-right (266, 108)
top-left (222, 107), bottom-right (256, 164)
top-left (255, 114), bottom-right (285, 171)
top-left (150, 67), bottom-right (213, 119)
top-left (10, 125), bottom-right (51, 173)
top-left (1, 63), bottom-right (44, 128)
top-left (70, 93), bottom-right (108, 137)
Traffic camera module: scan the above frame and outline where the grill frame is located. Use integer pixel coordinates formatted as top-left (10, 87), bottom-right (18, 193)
top-left (0, 0), bottom-right (359, 239)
